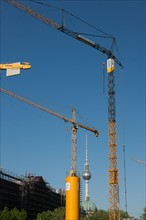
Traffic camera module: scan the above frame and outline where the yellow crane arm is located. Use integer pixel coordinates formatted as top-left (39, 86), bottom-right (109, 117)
top-left (0, 62), bottom-right (31, 70)
top-left (0, 87), bottom-right (99, 137)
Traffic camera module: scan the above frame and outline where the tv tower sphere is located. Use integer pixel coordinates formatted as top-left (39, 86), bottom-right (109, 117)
top-left (82, 164), bottom-right (91, 180)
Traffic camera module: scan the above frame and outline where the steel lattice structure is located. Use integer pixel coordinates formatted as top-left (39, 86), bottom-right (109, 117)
top-left (108, 71), bottom-right (120, 220)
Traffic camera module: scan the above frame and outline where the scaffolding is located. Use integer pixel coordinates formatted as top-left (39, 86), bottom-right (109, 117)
top-left (0, 168), bottom-right (65, 220)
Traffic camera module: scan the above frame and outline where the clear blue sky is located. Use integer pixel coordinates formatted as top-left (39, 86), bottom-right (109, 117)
top-left (0, 0), bottom-right (145, 218)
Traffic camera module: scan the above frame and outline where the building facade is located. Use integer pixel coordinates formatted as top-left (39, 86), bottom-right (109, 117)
top-left (0, 168), bottom-right (65, 220)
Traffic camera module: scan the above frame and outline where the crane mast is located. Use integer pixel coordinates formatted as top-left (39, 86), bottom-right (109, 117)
top-left (107, 60), bottom-right (120, 220)
top-left (3, 1), bottom-right (123, 219)
top-left (0, 87), bottom-right (98, 173)
top-left (71, 108), bottom-right (77, 172)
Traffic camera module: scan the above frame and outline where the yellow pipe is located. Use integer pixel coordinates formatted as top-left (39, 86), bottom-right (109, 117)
top-left (65, 174), bottom-right (80, 220)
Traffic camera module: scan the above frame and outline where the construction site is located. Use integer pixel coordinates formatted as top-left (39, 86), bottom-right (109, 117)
top-left (0, 1), bottom-right (145, 220)
top-left (0, 168), bottom-right (65, 219)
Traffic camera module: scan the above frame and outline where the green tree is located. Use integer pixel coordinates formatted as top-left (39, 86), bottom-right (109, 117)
top-left (140, 207), bottom-right (146, 220)
top-left (0, 207), bottom-right (11, 220)
top-left (0, 207), bottom-right (27, 220)
top-left (53, 207), bottom-right (65, 219)
top-left (120, 210), bottom-right (131, 219)
top-left (81, 209), bottom-right (131, 220)
top-left (81, 209), bottom-right (109, 220)
top-left (96, 209), bottom-right (109, 220)
top-left (36, 210), bottom-right (53, 220)
top-left (35, 207), bottom-right (133, 220)
top-left (36, 207), bottom-right (65, 220)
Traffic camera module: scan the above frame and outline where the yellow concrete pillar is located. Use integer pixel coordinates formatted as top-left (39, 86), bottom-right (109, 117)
top-left (65, 175), bottom-right (80, 220)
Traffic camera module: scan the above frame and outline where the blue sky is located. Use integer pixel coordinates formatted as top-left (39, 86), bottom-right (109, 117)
top-left (0, 0), bottom-right (145, 218)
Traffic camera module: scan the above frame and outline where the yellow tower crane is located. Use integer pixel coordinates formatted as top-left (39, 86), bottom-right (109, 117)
top-left (0, 87), bottom-right (98, 220)
top-left (0, 62), bottom-right (31, 76)
top-left (3, 1), bottom-right (124, 219)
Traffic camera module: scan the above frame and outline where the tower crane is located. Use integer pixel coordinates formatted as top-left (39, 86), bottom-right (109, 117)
top-left (0, 86), bottom-right (98, 220)
top-left (0, 87), bottom-right (98, 171)
top-left (3, 1), bottom-right (123, 219)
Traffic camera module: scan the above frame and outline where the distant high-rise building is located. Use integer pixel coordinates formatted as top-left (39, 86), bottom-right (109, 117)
top-left (81, 134), bottom-right (97, 214)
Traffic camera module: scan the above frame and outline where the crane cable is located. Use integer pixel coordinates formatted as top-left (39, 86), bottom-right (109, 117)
top-left (29, 0), bottom-right (123, 64)
top-left (123, 145), bottom-right (128, 217)
top-left (102, 62), bottom-right (106, 94)
top-left (29, 0), bottom-right (114, 39)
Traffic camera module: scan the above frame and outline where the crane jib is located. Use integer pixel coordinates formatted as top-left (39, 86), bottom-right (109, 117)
top-left (4, 0), bottom-right (123, 68)
top-left (0, 87), bottom-right (99, 137)
top-left (59, 27), bottom-right (123, 68)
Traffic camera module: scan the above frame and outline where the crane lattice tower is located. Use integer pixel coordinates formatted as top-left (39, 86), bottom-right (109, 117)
top-left (107, 59), bottom-right (120, 220)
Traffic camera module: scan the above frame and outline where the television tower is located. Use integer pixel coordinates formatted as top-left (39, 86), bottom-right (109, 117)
top-left (82, 134), bottom-right (91, 200)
